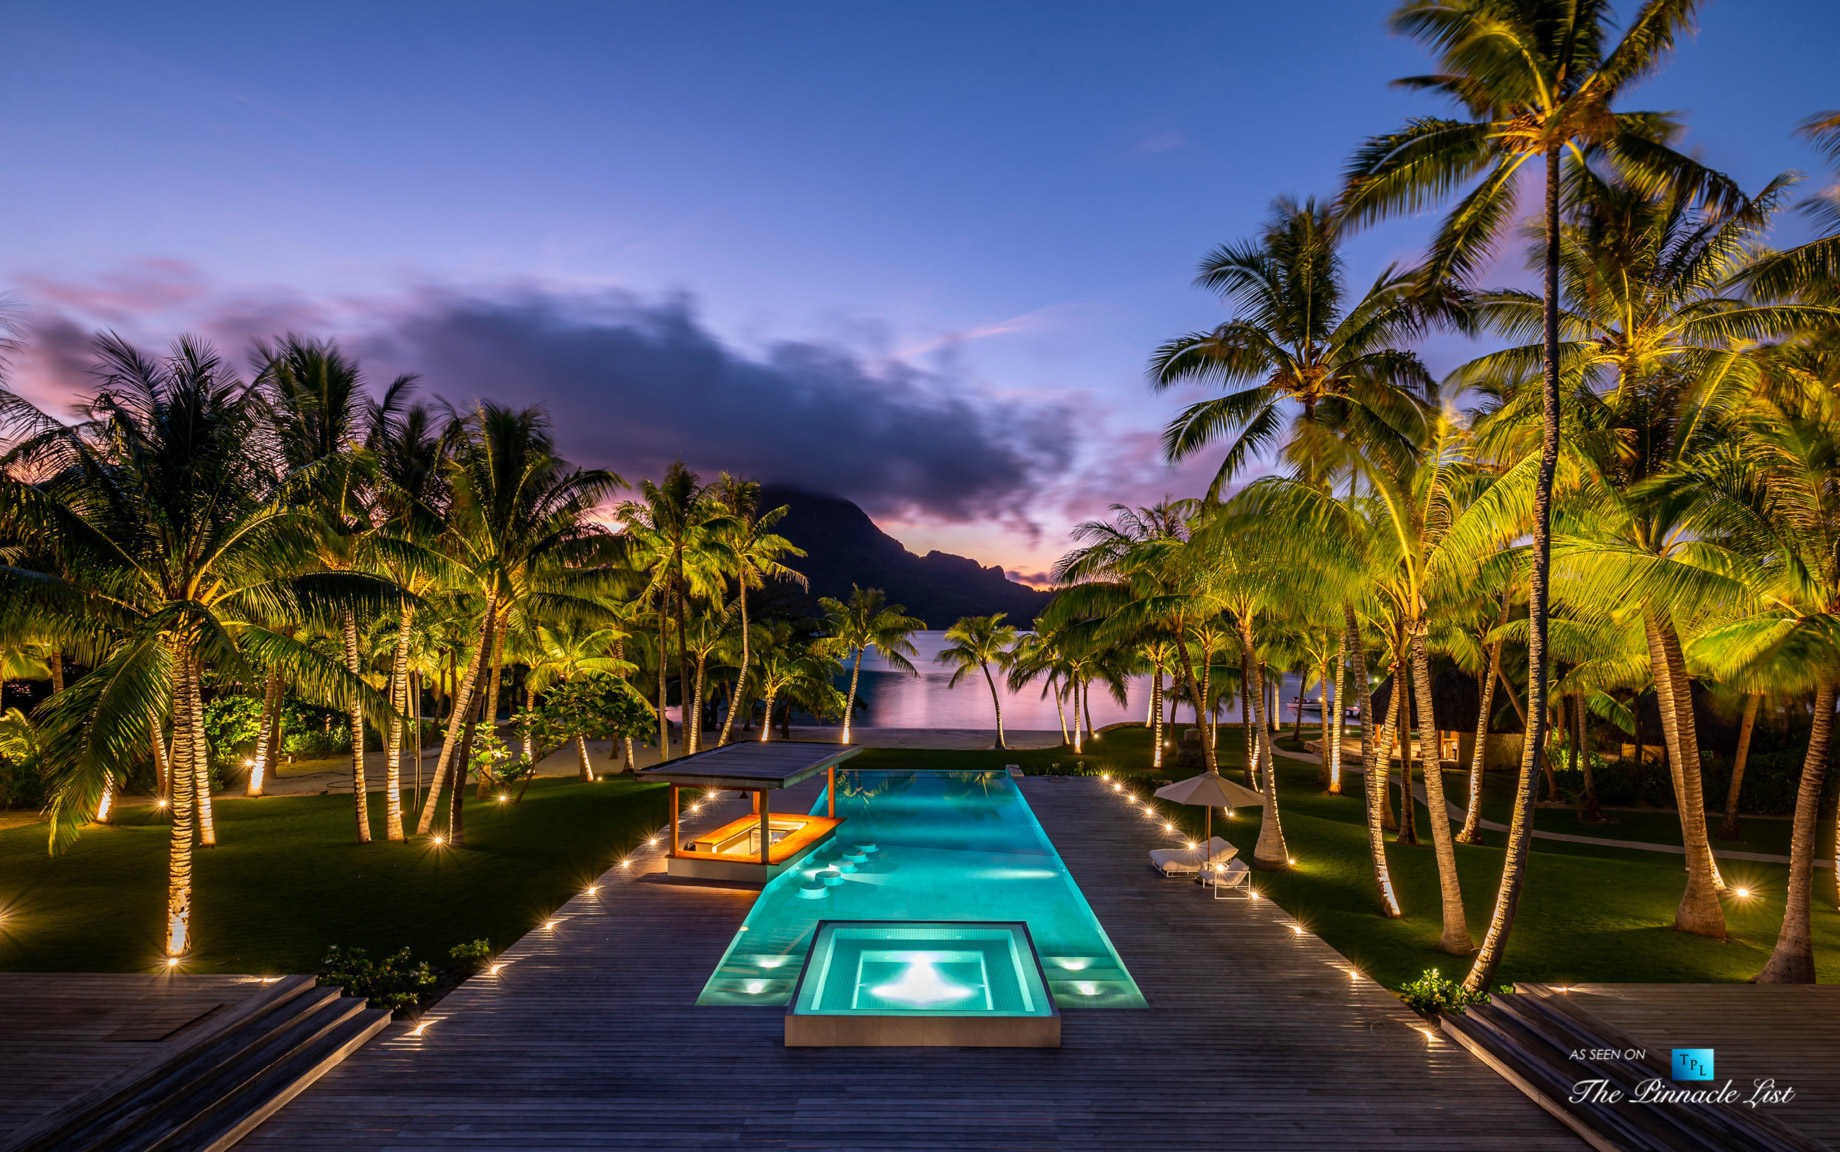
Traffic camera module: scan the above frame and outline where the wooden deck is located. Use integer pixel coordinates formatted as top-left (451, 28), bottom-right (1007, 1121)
top-left (0, 973), bottom-right (269, 1135)
top-left (238, 774), bottom-right (1582, 1150)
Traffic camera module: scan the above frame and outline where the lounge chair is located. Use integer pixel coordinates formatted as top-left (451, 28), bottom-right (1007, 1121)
top-left (1209, 858), bottom-right (1253, 899)
top-left (1149, 837), bottom-right (1237, 879)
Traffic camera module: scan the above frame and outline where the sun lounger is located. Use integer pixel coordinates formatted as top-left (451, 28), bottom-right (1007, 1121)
top-left (1209, 858), bottom-right (1253, 899)
top-left (1149, 837), bottom-right (1237, 878)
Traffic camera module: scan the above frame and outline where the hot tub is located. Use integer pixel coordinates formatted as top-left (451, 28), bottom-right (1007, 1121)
top-left (784, 920), bottom-right (1059, 1047)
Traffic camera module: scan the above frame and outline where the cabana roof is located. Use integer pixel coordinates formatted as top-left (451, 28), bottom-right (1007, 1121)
top-left (636, 741), bottom-right (862, 791)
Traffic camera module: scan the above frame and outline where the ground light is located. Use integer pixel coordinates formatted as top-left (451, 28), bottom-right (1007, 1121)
top-left (543, 919), bottom-right (559, 931)
top-left (1735, 887), bottom-right (1752, 899)
top-left (496, 793), bottom-right (509, 804)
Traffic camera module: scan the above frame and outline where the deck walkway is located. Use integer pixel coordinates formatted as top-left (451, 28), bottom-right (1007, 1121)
top-left (238, 774), bottom-right (1580, 1151)
top-left (0, 973), bottom-right (269, 1135)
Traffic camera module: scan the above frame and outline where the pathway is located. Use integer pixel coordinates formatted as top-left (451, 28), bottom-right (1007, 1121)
top-left (237, 774), bottom-right (1580, 1150)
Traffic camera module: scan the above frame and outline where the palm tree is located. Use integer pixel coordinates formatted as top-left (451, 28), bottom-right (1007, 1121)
top-left (819, 586), bottom-right (921, 743)
top-left (1151, 196), bottom-right (1437, 496)
top-left (523, 619), bottom-right (633, 780)
top-left (751, 623), bottom-right (844, 742)
top-left (3, 334), bottom-right (390, 960)
top-left (1339, 0), bottom-right (1739, 992)
top-left (1678, 363), bottom-right (1840, 982)
top-left (413, 403), bottom-right (622, 844)
top-left (708, 475), bottom-right (805, 747)
top-left (937, 614), bottom-right (1020, 750)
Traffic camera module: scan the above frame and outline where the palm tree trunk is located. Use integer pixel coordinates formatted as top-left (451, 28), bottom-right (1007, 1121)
top-left (1150, 671), bottom-right (1163, 768)
top-left (718, 583), bottom-right (750, 746)
top-left (759, 688), bottom-right (777, 742)
top-left (690, 651), bottom-right (708, 754)
top-left (656, 600), bottom-right (671, 758)
top-left (981, 661), bottom-right (1007, 750)
top-left (1644, 613), bottom-right (1728, 935)
top-left (383, 608), bottom-right (413, 841)
top-left (1242, 621), bottom-right (1289, 871)
top-left (1465, 144), bottom-right (1561, 992)
top-left (1295, 668), bottom-right (1307, 740)
top-left (575, 733), bottom-right (593, 781)
top-left (1347, 610), bottom-right (1399, 916)
top-left (1317, 651), bottom-right (1333, 790)
top-left (246, 669), bottom-right (284, 797)
top-left (674, 576), bottom-right (692, 753)
top-left (1718, 694), bottom-right (1760, 840)
top-left (1575, 691), bottom-right (1601, 821)
top-left (149, 707), bottom-right (171, 803)
top-left (1756, 681), bottom-right (1834, 983)
top-left (1069, 680), bottom-right (1084, 754)
top-left (413, 672), bottom-right (425, 808)
top-left (1082, 678), bottom-right (1095, 745)
top-left (1328, 626), bottom-right (1348, 795)
top-left (477, 612), bottom-right (506, 796)
top-left (48, 650), bottom-right (64, 694)
top-left (843, 650), bottom-right (863, 743)
top-left (1396, 656), bottom-right (1418, 846)
top-left (416, 605), bottom-right (493, 836)
top-left (1240, 654), bottom-right (1255, 788)
top-left (451, 613), bottom-right (496, 847)
top-left (187, 651), bottom-right (215, 848)
top-left (1459, 606), bottom-right (1506, 844)
top-left (522, 685), bottom-right (535, 765)
top-left (1169, 630), bottom-right (1206, 768)
top-left (1412, 624), bottom-right (1472, 954)
top-left (1145, 674), bottom-right (1155, 727)
top-left (341, 610), bottom-right (371, 844)
top-left (165, 640), bottom-right (199, 959)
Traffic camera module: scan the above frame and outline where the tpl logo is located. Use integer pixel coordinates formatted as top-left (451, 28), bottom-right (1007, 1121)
top-left (1672, 1049), bottom-right (1715, 1081)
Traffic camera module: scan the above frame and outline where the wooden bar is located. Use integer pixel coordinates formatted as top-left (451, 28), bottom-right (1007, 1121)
top-left (828, 764), bottom-right (836, 817)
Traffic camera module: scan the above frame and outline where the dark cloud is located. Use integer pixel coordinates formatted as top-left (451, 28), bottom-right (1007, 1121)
top-left (361, 288), bottom-right (1077, 523)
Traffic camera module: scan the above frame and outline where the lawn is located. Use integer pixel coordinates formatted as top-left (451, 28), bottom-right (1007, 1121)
top-left (3, 725), bottom-right (1833, 992)
top-left (1037, 724), bottom-right (1840, 990)
top-left (0, 776), bottom-right (668, 974)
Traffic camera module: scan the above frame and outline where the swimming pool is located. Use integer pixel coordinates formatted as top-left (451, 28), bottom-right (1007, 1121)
top-left (697, 769), bottom-right (1145, 1009)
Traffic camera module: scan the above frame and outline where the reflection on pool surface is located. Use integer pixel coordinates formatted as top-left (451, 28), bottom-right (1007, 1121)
top-left (698, 769), bottom-right (1144, 1008)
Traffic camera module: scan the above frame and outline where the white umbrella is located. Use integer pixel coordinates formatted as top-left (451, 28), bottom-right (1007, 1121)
top-left (1155, 771), bottom-right (1263, 859)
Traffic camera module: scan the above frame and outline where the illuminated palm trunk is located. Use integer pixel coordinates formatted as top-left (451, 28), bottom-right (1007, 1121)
top-left (185, 650), bottom-right (216, 848)
top-left (1644, 613), bottom-right (1727, 936)
top-left (1756, 682), bottom-right (1833, 983)
top-left (842, 650), bottom-right (863, 744)
top-left (1411, 625), bottom-right (1472, 954)
top-left (1327, 627), bottom-right (1348, 795)
top-left (1149, 672), bottom-right (1162, 768)
top-left (416, 601), bottom-right (494, 836)
top-left (476, 615), bottom-right (506, 796)
top-left (1718, 693), bottom-right (1760, 841)
top-left (1357, 607), bottom-right (1402, 917)
top-left (690, 651), bottom-right (708, 754)
top-left (1068, 680), bottom-right (1083, 754)
top-left (1459, 636), bottom-right (1501, 845)
top-left (575, 734), bottom-right (593, 781)
top-left (717, 582), bottom-right (750, 746)
top-left (758, 687), bottom-right (777, 742)
top-left (1317, 651), bottom-right (1333, 790)
top-left (383, 608), bottom-right (414, 841)
top-left (246, 670), bottom-right (284, 797)
top-left (1241, 620), bottom-right (1289, 871)
top-left (166, 640), bottom-right (200, 959)
top-left (979, 660), bottom-right (1007, 751)
top-left (343, 610), bottom-right (371, 844)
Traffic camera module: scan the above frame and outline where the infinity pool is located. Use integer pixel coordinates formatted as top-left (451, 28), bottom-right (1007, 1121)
top-left (697, 769), bottom-right (1144, 1008)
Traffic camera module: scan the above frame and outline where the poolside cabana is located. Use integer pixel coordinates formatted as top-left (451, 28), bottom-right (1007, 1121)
top-left (637, 742), bottom-right (860, 883)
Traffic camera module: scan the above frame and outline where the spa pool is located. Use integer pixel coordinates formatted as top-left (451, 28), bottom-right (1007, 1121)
top-left (697, 769), bottom-right (1144, 1009)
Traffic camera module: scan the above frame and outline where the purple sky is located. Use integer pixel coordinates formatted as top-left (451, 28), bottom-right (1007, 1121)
top-left (3, 1), bottom-right (1835, 581)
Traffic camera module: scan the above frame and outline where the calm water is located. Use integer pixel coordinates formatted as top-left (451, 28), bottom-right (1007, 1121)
top-left (841, 630), bottom-right (1309, 731)
top-left (697, 768), bottom-right (1145, 1009)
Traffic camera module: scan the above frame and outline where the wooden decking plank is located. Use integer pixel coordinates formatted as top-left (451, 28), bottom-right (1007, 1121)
top-left (224, 775), bottom-right (1580, 1150)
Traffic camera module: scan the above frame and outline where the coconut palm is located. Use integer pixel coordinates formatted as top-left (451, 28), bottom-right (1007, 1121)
top-left (522, 619), bottom-right (634, 780)
top-left (819, 586), bottom-right (922, 743)
top-left (708, 475), bottom-right (806, 747)
top-left (1677, 361), bottom-right (1840, 982)
top-left (413, 403), bottom-right (622, 844)
top-left (1339, 0), bottom-right (1741, 991)
top-left (1151, 196), bottom-right (1438, 496)
top-left (3, 334), bottom-right (392, 959)
top-left (936, 614), bottom-right (1020, 750)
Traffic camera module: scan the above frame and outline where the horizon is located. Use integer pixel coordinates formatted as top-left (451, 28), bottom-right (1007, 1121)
top-left (3, 0), bottom-right (1836, 582)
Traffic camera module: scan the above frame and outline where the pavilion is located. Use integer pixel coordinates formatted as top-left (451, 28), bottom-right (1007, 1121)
top-left (636, 741), bottom-right (860, 883)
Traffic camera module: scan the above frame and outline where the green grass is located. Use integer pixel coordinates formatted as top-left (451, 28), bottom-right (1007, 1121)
top-left (3, 724), bottom-right (1831, 991)
top-left (1056, 724), bottom-right (1840, 989)
top-left (0, 776), bottom-right (668, 974)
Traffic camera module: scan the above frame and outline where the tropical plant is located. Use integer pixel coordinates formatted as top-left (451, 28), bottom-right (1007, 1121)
top-left (936, 614), bottom-right (1020, 749)
top-left (819, 586), bottom-right (922, 743)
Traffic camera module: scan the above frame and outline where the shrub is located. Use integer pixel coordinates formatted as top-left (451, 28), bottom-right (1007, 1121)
top-left (1398, 969), bottom-right (1490, 1016)
top-left (448, 939), bottom-right (494, 972)
top-left (317, 945), bottom-right (438, 1014)
top-left (0, 708), bottom-right (45, 810)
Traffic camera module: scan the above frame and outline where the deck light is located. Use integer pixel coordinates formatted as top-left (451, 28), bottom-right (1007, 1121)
top-left (409, 1019), bottom-right (435, 1037)
top-left (1100, 773), bottom-right (1111, 781)
top-left (165, 956), bottom-right (181, 968)
top-left (585, 885), bottom-right (600, 896)
top-left (156, 798), bottom-right (170, 810)
top-left (648, 837), bottom-right (660, 847)
top-left (543, 919), bottom-right (559, 931)
top-left (1185, 841), bottom-right (1196, 850)
top-left (1290, 925), bottom-right (1304, 936)
top-left (1163, 822), bottom-right (1175, 832)
top-left (620, 859), bottom-right (632, 868)
top-left (488, 963), bottom-right (506, 976)
top-left (1735, 888), bottom-right (1752, 899)
top-left (432, 835), bottom-right (445, 846)
top-left (1288, 857), bottom-right (1297, 866)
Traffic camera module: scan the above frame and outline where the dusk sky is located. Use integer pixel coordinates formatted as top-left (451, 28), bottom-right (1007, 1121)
top-left (3, 1), bottom-right (1835, 582)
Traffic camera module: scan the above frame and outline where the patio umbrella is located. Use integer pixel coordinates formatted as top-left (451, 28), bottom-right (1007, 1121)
top-left (1154, 771), bottom-right (1263, 860)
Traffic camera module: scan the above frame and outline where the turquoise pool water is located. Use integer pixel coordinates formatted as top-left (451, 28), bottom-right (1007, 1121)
top-left (789, 921), bottom-right (1054, 1018)
top-left (697, 769), bottom-right (1145, 1008)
